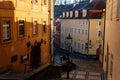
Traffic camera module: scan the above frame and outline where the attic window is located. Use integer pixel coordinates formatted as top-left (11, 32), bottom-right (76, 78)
top-left (82, 9), bottom-right (87, 17)
top-left (75, 11), bottom-right (79, 18)
top-left (70, 11), bottom-right (73, 18)
top-left (66, 11), bottom-right (69, 18)
top-left (63, 12), bottom-right (65, 18)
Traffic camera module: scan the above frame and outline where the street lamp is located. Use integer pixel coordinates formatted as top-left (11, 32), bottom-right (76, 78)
top-left (66, 34), bottom-right (72, 79)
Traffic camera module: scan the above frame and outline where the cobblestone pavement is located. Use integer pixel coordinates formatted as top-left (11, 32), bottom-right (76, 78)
top-left (61, 60), bottom-right (103, 80)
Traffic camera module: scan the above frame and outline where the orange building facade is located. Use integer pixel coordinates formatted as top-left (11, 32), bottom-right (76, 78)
top-left (0, 0), bottom-right (51, 73)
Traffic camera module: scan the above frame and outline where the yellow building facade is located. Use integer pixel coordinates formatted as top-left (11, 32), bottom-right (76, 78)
top-left (61, 19), bottom-right (88, 54)
top-left (89, 19), bottom-right (103, 55)
top-left (103, 0), bottom-right (120, 80)
top-left (0, 0), bottom-right (51, 73)
top-left (60, 10), bottom-right (104, 56)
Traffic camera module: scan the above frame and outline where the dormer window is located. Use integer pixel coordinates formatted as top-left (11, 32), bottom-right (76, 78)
top-left (66, 11), bottom-right (69, 18)
top-left (70, 11), bottom-right (73, 18)
top-left (82, 9), bottom-right (87, 17)
top-left (75, 11), bottom-right (79, 18)
top-left (63, 12), bottom-right (65, 18)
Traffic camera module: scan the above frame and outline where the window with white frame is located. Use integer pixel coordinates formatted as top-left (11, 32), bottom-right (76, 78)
top-left (18, 20), bottom-right (25, 38)
top-left (2, 20), bottom-right (11, 41)
top-left (33, 20), bottom-right (38, 35)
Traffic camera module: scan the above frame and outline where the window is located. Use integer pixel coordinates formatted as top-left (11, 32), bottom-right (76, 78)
top-left (116, 0), bottom-right (120, 19)
top-left (78, 29), bottom-right (80, 34)
top-left (70, 11), bottom-right (73, 18)
top-left (42, 0), bottom-right (46, 5)
top-left (33, 20), bottom-right (38, 35)
top-left (31, 0), bottom-right (38, 3)
top-left (42, 21), bottom-right (46, 33)
top-left (18, 20), bottom-right (25, 38)
top-left (83, 21), bottom-right (85, 25)
top-left (82, 30), bottom-right (84, 35)
top-left (85, 30), bottom-right (87, 35)
top-left (82, 9), bottom-right (87, 17)
top-left (98, 20), bottom-right (101, 26)
top-left (75, 11), bottom-right (79, 18)
top-left (2, 20), bottom-right (11, 41)
top-left (98, 30), bottom-right (101, 37)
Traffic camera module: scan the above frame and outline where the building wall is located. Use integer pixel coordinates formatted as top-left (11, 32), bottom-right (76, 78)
top-left (54, 18), bottom-right (61, 49)
top-left (89, 19), bottom-right (102, 55)
top-left (103, 0), bottom-right (120, 80)
top-left (0, 0), bottom-right (51, 73)
top-left (61, 19), bottom-right (88, 54)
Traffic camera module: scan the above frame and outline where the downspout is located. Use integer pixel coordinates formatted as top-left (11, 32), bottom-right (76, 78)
top-left (88, 18), bottom-right (90, 54)
top-left (50, 0), bottom-right (54, 64)
top-left (102, 0), bottom-right (107, 68)
top-left (102, 1), bottom-right (107, 80)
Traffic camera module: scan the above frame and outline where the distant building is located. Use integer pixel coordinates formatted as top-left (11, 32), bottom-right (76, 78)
top-left (0, 0), bottom-right (51, 73)
top-left (54, 18), bottom-right (61, 49)
top-left (60, 9), bottom-right (104, 55)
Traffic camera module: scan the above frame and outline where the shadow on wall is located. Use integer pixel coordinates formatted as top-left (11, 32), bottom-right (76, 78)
top-left (0, 0), bottom-right (51, 73)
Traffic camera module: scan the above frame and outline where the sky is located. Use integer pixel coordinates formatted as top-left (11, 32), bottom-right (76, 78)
top-left (55, 0), bottom-right (93, 5)
top-left (55, 0), bottom-right (78, 5)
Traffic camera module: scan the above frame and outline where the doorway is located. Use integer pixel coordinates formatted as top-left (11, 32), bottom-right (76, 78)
top-left (30, 42), bottom-right (41, 69)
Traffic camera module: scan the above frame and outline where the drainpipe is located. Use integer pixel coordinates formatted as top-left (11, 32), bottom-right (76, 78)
top-left (88, 19), bottom-right (90, 54)
top-left (102, 0), bottom-right (107, 68)
top-left (50, 0), bottom-right (54, 64)
top-left (102, 0), bottom-right (107, 80)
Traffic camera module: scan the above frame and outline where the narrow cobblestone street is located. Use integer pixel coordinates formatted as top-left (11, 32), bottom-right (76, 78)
top-left (61, 60), bottom-right (103, 80)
